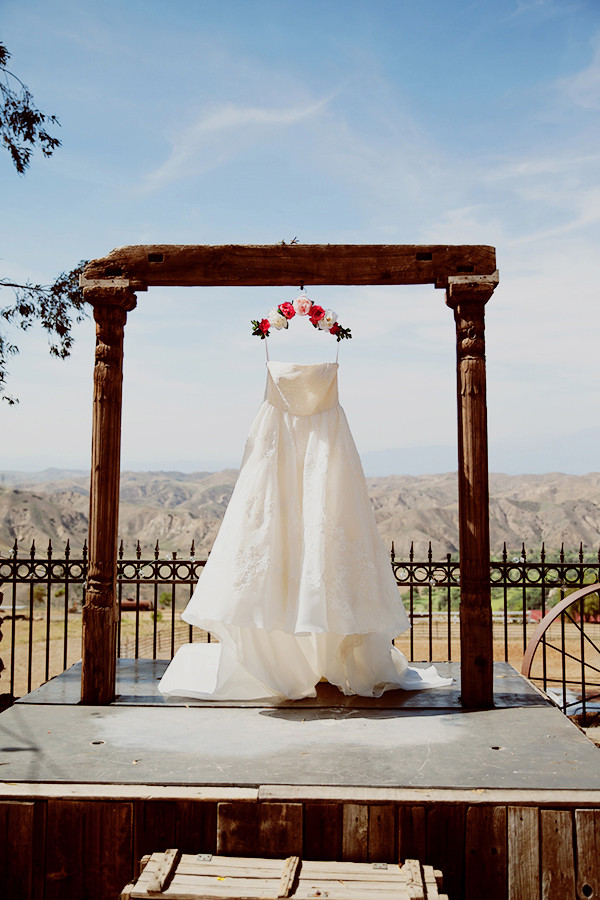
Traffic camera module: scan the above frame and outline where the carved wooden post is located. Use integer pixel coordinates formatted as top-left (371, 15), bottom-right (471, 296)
top-left (81, 282), bottom-right (137, 704)
top-left (446, 272), bottom-right (499, 709)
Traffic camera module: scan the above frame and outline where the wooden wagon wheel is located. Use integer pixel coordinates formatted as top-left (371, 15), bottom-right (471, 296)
top-left (521, 582), bottom-right (600, 724)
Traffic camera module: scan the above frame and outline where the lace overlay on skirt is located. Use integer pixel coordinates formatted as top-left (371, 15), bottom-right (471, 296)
top-left (159, 362), bottom-right (451, 699)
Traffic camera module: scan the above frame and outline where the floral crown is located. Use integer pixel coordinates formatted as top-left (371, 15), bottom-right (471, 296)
top-left (251, 292), bottom-right (352, 342)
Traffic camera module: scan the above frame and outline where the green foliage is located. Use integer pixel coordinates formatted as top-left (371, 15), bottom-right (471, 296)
top-left (411, 572), bottom-right (590, 616)
top-left (158, 591), bottom-right (172, 608)
top-left (492, 586), bottom-right (554, 612)
top-left (0, 43), bottom-right (61, 174)
top-left (583, 592), bottom-right (600, 619)
top-left (404, 586), bottom-right (460, 611)
top-left (1, 261), bottom-right (88, 404)
top-left (564, 574), bottom-right (600, 621)
top-left (433, 587), bottom-right (460, 611)
top-left (0, 43), bottom-right (88, 404)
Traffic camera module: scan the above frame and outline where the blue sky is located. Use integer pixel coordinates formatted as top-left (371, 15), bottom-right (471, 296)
top-left (1, 0), bottom-right (599, 474)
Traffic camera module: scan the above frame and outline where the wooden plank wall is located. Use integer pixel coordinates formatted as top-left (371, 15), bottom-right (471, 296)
top-left (1, 798), bottom-right (599, 900)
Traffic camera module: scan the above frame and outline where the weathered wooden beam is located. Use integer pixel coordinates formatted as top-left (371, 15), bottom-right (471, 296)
top-left (82, 244), bottom-right (496, 289)
top-left (81, 283), bottom-right (137, 705)
top-left (508, 806), bottom-right (540, 900)
top-left (446, 272), bottom-right (499, 710)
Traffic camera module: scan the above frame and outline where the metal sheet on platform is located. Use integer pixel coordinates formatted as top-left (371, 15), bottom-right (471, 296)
top-left (1, 677), bottom-right (598, 790)
top-left (16, 659), bottom-right (550, 708)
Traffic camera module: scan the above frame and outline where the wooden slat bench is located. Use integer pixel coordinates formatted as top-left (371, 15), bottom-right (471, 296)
top-left (120, 852), bottom-right (447, 899)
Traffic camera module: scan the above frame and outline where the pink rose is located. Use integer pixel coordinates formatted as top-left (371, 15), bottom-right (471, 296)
top-left (309, 304), bottom-right (325, 324)
top-left (259, 318), bottom-right (270, 334)
top-left (293, 295), bottom-right (313, 316)
top-left (278, 302), bottom-right (295, 320)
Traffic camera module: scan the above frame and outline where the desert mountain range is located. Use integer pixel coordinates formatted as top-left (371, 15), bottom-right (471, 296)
top-left (1, 469), bottom-right (600, 559)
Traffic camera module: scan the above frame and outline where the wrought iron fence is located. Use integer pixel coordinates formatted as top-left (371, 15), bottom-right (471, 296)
top-left (391, 541), bottom-right (600, 725)
top-left (1, 538), bottom-right (599, 722)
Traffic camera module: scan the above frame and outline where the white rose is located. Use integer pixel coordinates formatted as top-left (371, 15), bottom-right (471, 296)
top-left (293, 295), bottom-right (313, 316)
top-left (318, 309), bottom-right (338, 329)
top-left (268, 308), bottom-right (288, 330)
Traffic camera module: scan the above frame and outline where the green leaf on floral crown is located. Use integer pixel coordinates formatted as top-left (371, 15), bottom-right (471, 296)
top-left (335, 326), bottom-right (352, 342)
top-left (251, 319), bottom-right (269, 339)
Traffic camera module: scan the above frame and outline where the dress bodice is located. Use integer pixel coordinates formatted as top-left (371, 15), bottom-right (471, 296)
top-left (265, 361), bottom-right (339, 416)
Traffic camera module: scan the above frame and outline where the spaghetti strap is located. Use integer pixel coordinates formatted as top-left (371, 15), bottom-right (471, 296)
top-left (265, 337), bottom-right (270, 362)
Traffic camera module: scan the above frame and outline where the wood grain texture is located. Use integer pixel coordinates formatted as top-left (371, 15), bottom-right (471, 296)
top-left (398, 806), bottom-right (426, 864)
top-left (464, 805), bottom-right (507, 900)
top-left (575, 808), bottom-right (600, 900)
top-left (426, 805), bottom-right (466, 900)
top-left (508, 806), bottom-right (540, 900)
top-left (369, 805), bottom-right (396, 862)
top-left (447, 279), bottom-right (497, 708)
top-left (81, 288), bottom-right (137, 704)
top-left (401, 859), bottom-right (426, 900)
top-left (258, 803), bottom-right (303, 858)
top-left (540, 808), bottom-right (575, 900)
top-left (145, 848), bottom-right (179, 891)
top-left (45, 799), bottom-right (132, 900)
top-left (83, 244), bottom-right (497, 289)
top-left (0, 801), bottom-right (35, 900)
top-left (127, 853), bottom-right (425, 899)
top-left (131, 800), bottom-right (217, 872)
top-left (174, 800), bottom-right (217, 855)
top-left (217, 802), bottom-right (259, 856)
top-left (277, 855), bottom-right (300, 898)
top-left (342, 804), bottom-right (369, 862)
top-left (216, 802), bottom-right (303, 858)
top-left (303, 803), bottom-right (342, 860)
top-left (4, 795), bottom-right (598, 899)
top-left (258, 784), bottom-right (600, 807)
top-left (0, 783), bottom-right (257, 801)
top-left (422, 863), bottom-right (440, 899)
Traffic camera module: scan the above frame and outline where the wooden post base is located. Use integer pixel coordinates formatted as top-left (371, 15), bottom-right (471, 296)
top-left (81, 604), bottom-right (118, 705)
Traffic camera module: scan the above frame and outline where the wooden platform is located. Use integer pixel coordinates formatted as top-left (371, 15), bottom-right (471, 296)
top-left (1, 661), bottom-right (599, 899)
top-left (121, 852), bottom-right (447, 900)
top-left (6, 660), bottom-right (600, 790)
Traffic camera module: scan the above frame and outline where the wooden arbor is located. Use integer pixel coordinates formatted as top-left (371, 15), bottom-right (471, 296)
top-left (80, 244), bottom-right (499, 708)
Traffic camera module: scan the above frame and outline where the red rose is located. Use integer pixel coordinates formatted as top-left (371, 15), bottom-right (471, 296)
top-left (329, 322), bottom-right (341, 335)
top-left (260, 318), bottom-right (270, 334)
top-left (309, 304), bottom-right (325, 323)
top-left (278, 302), bottom-right (295, 320)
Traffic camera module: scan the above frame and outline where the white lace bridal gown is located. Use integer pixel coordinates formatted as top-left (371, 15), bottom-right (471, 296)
top-left (158, 361), bottom-right (451, 700)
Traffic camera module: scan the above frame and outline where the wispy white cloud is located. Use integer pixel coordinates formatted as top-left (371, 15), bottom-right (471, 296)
top-left (141, 97), bottom-right (333, 192)
top-left (558, 34), bottom-right (600, 110)
top-left (484, 152), bottom-right (600, 181)
top-left (508, 187), bottom-right (600, 243)
top-left (515, 0), bottom-right (552, 12)
top-left (471, 147), bottom-right (600, 243)
top-left (510, 0), bottom-right (579, 20)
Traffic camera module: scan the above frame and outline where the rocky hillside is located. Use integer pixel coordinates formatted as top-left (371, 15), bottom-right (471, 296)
top-left (368, 471), bottom-right (600, 554)
top-left (1, 469), bottom-right (599, 558)
top-left (0, 470), bottom-right (236, 558)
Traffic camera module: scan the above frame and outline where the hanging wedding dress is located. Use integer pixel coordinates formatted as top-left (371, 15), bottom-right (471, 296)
top-left (158, 360), bottom-right (451, 700)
